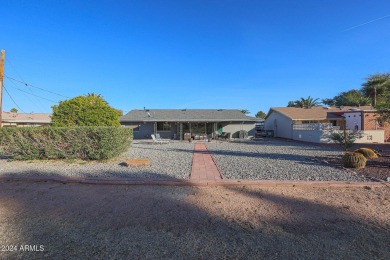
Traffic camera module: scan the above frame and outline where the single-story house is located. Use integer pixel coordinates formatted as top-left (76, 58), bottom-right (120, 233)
top-left (264, 106), bottom-right (390, 143)
top-left (120, 109), bottom-right (257, 140)
top-left (1, 112), bottom-right (52, 127)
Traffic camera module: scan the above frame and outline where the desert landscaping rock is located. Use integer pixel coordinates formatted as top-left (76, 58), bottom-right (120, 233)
top-left (207, 140), bottom-right (365, 182)
top-left (0, 141), bottom-right (194, 180)
top-left (124, 158), bottom-right (151, 167)
top-left (0, 139), bottom-right (372, 182)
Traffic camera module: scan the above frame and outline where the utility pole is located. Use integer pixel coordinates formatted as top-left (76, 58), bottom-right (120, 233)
top-left (0, 50), bottom-right (5, 128)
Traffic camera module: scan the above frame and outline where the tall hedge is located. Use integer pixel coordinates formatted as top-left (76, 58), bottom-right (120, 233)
top-left (0, 127), bottom-right (133, 160)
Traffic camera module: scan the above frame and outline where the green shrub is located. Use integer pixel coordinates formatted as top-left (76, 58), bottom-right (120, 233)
top-left (0, 127), bottom-right (133, 160)
top-left (51, 93), bottom-right (122, 127)
top-left (341, 152), bottom-right (367, 169)
top-left (354, 148), bottom-right (379, 159)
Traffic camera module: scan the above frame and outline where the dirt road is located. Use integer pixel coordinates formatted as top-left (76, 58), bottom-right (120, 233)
top-left (0, 181), bottom-right (389, 259)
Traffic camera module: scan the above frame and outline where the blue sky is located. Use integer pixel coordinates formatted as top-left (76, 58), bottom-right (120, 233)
top-left (2, 0), bottom-right (390, 116)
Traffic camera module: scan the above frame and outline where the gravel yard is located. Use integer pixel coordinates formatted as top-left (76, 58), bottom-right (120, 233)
top-left (207, 139), bottom-right (365, 181)
top-left (0, 141), bottom-right (194, 180)
top-left (0, 139), bottom-right (377, 182)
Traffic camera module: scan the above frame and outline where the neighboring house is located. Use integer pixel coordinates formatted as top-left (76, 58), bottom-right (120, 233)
top-left (264, 106), bottom-right (389, 143)
top-left (1, 112), bottom-right (52, 127)
top-left (120, 109), bottom-right (257, 140)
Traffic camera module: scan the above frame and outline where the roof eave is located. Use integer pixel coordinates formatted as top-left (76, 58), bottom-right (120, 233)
top-left (120, 119), bottom-right (256, 123)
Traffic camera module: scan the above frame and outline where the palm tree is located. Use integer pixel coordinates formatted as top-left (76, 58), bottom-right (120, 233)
top-left (301, 96), bottom-right (320, 108)
top-left (287, 97), bottom-right (320, 108)
top-left (361, 73), bottom-right (390, 106)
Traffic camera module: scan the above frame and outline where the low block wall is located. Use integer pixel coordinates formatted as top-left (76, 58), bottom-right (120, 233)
top-left (354, 130), bottom-right (384, 143)
top-left (292, 130), bottom-right (385, 144)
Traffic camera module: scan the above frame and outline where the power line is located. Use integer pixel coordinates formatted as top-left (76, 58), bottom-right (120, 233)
top-left (3, 84), bottom-right (26, 113)
top-left (5, 57), bottom-right (49, 112)
top-left (6, 75), bottom-right (47, 112)
top-left (5, 77), bottom-right (45, 112)
top-left (4, 75), bottom-right (69, 98)
top-left (6, 80), bottom-right (58, 103)
top-left (6, 57), bottom-right (62, 110)
top-left (4, 57), bottom-right (27, 83)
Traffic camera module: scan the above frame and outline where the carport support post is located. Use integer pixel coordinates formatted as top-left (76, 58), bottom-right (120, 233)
top-left (179, 123), bottom-right (183, 141)
top-left (153, 122), bottom-right (157, 136)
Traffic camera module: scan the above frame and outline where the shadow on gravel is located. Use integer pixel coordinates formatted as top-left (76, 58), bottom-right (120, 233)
top-left (0, 178), bottom-right (389, 259)
top-left (0, 170), bottom-right (182, 180)
top-left (130, 146), bottom-right (194, 155)
top-left (365, 158), bottom-right (390, 169)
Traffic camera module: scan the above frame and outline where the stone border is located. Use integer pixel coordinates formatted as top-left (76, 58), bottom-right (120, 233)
top-left (0, 175), bottom-right (387, 188)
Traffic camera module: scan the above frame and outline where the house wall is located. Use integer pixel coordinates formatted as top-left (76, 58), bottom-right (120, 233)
top-left (122, 122), bottom-right (178, 139)
top-left (362, 112), bottom-right (390, 141)
top-left (292, 130), bottom-right (331, 143)
top-left (264, 112), bottom-right (293, 139)
top-left (292, 129), bottom-right (384, 143)
top-left (122, 122), bottom-right (153, 139)
top-left (343, 112), bottom-right (362, 130)
top-left (220, 122), bottom-right (256, 138)
top-left (354, 130), bottom-right (384, 143)
top-left (123, 121), bottom-right (255, 139)
top-left (157, 122), bottom-right (177, 139)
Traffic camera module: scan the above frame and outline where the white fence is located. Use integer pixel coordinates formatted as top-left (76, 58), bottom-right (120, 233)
top-left (292, 123), bottom-right (340, 131)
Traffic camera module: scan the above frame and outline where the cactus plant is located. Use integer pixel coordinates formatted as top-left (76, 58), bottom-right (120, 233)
top-left (354, 148), bottom-right (379, 159)
top-left (341, 152), bottom-right (367, 168)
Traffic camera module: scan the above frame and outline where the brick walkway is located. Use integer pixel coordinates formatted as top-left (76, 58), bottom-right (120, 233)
top-left (190, 143), bottom-right (223, 180)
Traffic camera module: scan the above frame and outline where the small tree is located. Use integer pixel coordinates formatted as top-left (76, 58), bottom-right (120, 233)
top-left (255, 111), bottom-right (266, 118)
top-left (330, 131), bottom-right (359, 151)
top-left (333, 89), bottom-right (370, 106)
top-left (240, 109), bottom-right (250, 115)
top-left (322, 98), bottom-right (335, 106)
top-left (51, 93), bottom-right (122, 127)
top-left (10, 108), bottom-right (18, 113)
top-left (329, 118), bottom-right (361, 151)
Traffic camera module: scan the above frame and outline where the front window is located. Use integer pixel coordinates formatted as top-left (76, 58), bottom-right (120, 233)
top-left (133, 124), bottom-right (140, 131)
top-left (157, 122), bottom-right (171, 131)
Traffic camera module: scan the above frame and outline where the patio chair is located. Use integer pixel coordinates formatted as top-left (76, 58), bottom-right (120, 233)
top-left (156, 133), bottom-right (170, 143)
top-left (151, 134), bottom-right (169, 144)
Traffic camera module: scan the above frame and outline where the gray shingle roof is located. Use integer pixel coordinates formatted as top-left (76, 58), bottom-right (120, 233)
top-left (120, 109), bottom-right (257, 122)
top-left (2, 112), bottom-right (52, 123)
